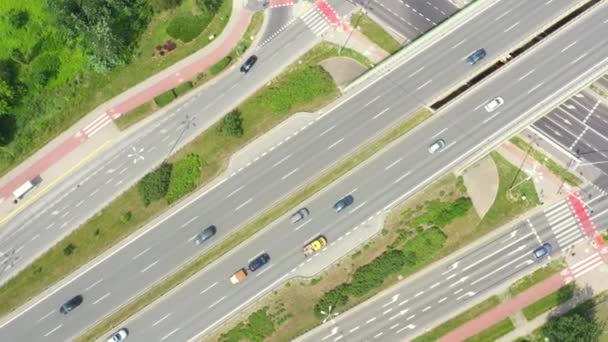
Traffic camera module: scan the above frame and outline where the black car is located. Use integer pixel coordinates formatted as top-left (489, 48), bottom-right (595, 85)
top-left (248, 253), bottom-right (271, 272)
top-left (194, 225), bottom-right (217, 245)
top-left (240, 55), bottom-right (258, 73)
top-left (60, 295), bottom-right (83, 314)
top-left (334, 195), bottom-right (354, 212)
top-left (466, 48), bottom-right (486, 65)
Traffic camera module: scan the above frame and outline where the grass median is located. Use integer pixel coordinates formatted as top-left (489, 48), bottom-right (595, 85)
top-left (77, 107), bottom-right (433, 342)
top-left (522, 283), bottom-right (576, 320)
top-left (465, 317), bottom-right (515, 342)
top-left (509, 259), bottom-right (566, 297)
top-left (350, 11), bottom-right (401, 54)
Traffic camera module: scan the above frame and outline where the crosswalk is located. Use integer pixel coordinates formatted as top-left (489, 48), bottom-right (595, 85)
top-left (544, 201), bottom-right (584, 249)
top-left (300, 7), bottom-right (331, 37)
top-left (568, 253), bottom-right (604, 279)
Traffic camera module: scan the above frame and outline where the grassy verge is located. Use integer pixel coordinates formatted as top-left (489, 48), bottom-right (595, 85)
top-left (350, 11), bottom-right (401, 54)
top-left (509, 137), bottom-right (582, 187)
top-left (114, 11), bottom-right (265, 131)
top-left (0, 42), bottom-right (366, 321)
top-left (508, 259), bottom-right (566, 297)
top-left (464, 318), bottom-right (515, 342)
top-left (522, 283), bottom-right (576, 320)
top-left (413, 296), bottom-right (502, 342)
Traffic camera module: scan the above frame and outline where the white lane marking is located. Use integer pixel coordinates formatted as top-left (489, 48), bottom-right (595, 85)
top-left (385, 158), bottom-right (402, 170)
top-left (414, 291), bottom-right (424, 297)
top-left (454, 288), bottom-right (463, 294)
top-left (430, 282), bottom-right (440, 289)
top-left (162, 328), bottom-right (180, 341)
top-left (561, 40), bottom-right (577, 53)
top-left (438, 297), bottom-right (447, 303)
top-left (85, 278), bottom-right (103, 291)
top-left (494, 9), bottom-right (512, 21)
top-left (456, 291), bottom-right (476, 301)
top-left (451, 39), bottom-right (466, 49)
top-left (449, 276), bottom-right (469, 287)
top-left (281, 168), bottom-right (299, 180)
top-left (416, 79), bottom-right (432, 91)
top-left (471, 253), bottom-right (530, 286)
top-left (319, 125), bottom-right (336, 137)
top-left (295, 219), bottom-right (312, 231)
top-left (422, 306), bottom-right (431, 312)
top-left (234, 198), bottom-right (253, 211)
top-left (383, 308), bottom-right (393, 315)
top-left (366, 317), bottom-right (377, 324)
top-left (483, 111), bottom-right (501, 124)
top-left (200, 282), bottom-right (218, 295)
top-left (408, 67), bottom-right (425, 78)
top-left (504, 21), bottom-right (519, 32)
top-left (518, 69), bottom-right (536, 81)
top-left (132, 247), bottom-right (151, 260)
top-left (119, 167), bottom-right (128, 174)
top-left (180, 216), bottom-right (199, 229)
top-left (45, 222), bottom-right (56, 230)
top-left (44, 324), bottom-right (63, 337)
top-left (141, 260), bottom-right (159, 273)
top-left (396, 324), bottom-right (416, 333)
top-left (37, 310), bottom-right (54, 323)
top-left (462, 233), bottom-right (532, 271)
top-left (394, 171), bottom-right (411, 184)
top-left (31, 234), bottom-right (40, 242)
top-left (373, 108), bottom-right (390, 120)
top-left (406, 314), bottom-right (416, 320)
top-left (226, 186), bottom-right (244, 198)
top-left (570, 52), bottom-right (588, 65)
top-left (507, 244), bottom-right (527, 256)
top-left (89, 188), bottom-right (100, 197)
top-left (272, 154), bottom-right (291, 167)
top-left (153, 313), bottom-right (171, 326)
top-left (349, 326), bottom-right (360, 333)
top-left (93, 292), bottom-right (111, 305)
top-left (208, 295), bottom-right (227, 309)
top-left (365, 96), bottom-right (381, 107)
top-left (75, 200), bottom-right (84, 208)
top-left (390, 323), bottom-right (399, 330)
top-left (327, 138), bottom-right (344, 150)
top-left (398, 299), bottom-right (409, 306)
top-left (528, 82), bottom-right (545, 94)
top-left (374, 332), bottom-right (383, 339)
top-left (349, 201), bottom-right (367, 214)
top-left (255, 265), bottom-right (274, 278)
top-left (431, 128), bottom-right (447, 139)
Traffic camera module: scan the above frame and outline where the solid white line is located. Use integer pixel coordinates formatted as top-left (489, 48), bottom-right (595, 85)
top-left (327, 138), bottom-right (344, 150)
top-left (180, 216), bottom-right (199, 229)
top-left (161, 328), bottom-right (180, 341)
top-left (44, 324), bottom-right (63, 337)
top-left (208, 295), bottom-right (227, 309)
top-left (365, 96), bottom-right (381, 107)
top-left (234, 198), bottom-right (253, 211)
top-left (226, 186), bottom-right (244, 198)
top-left (85, 278), bottom-right (103, 291)
top-left (385, 158), bottom-right (402, 170)
top-left (281, 168), bottom-right (299, 180)
top-left (153, 313), bottom-right (171, 326)
top-left (141, 260), bottom-right (159, 273)
top-left (200, 282), bottom-right (218, 295)
top-left (132, 247), bottom-right (151, 260)
top-left (373, 108), bottom-right (390, 120)
top-left (319, 125), bottom-right (336, 137)
top-left (93, 292), bottom-right (110, 305)
top-left (416, 79), bottom-right (432, 90)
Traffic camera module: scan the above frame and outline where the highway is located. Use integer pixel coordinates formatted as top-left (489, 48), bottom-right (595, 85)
top-left (302, 195), bottom-right (608, 342)
top-left (0, 0), bottom-right (599, 341)
top-left (94, 2), bottom-right (608, 341)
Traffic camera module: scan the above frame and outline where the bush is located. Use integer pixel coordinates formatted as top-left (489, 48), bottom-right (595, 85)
top-left (166, 13), bottom-right (210, 43)
top-left (173, 81), bottom-right (193, 96)
top-left (197, 0), bottom-right (223, 13)
top-left (63, 243), bottom-right (76, 256)
top-left (151, 0), bottom-right (183, 11)
top-left (411, 197), bottom-right (472, 228)
top-left (120, 212), bottom-right (132, 223)
top-left (165, 154), bottom-right (202, 203)
top-left (220, 308), bottom-right (276, 342)
top-left (154, 90), bottom-right (176, 107)
top-left (218, 110), bottom-right (244, 137)
top-left (137, 163), bottom-right (172, 206)
top-left (210, 56), bottom-right (232, 75)
top-left (401, 227), bottom-right (447, 264)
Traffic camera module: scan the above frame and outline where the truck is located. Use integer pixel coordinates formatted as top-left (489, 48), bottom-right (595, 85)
top-left (303, 235), bottom-right (327, 257)
top-left (230, 268), bottom-right (248, 284)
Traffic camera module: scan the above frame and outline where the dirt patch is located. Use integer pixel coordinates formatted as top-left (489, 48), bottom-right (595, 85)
top-left (319, 57), bottom-right (367, 87)
top-left (462, 156), bottom-right (499, 218)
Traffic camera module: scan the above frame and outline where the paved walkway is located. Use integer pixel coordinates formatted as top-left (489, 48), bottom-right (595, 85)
top-left (0, 1), bottom-right (253, 212)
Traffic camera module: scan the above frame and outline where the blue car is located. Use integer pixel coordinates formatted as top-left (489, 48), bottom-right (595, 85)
top-left (466, 48), bottom-right (486, 65)
top-left (248, 253), bottom-right (271, 272)
top-left (533, 243), bottom-right (552, 259)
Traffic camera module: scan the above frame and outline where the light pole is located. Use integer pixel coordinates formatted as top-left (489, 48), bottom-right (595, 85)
top-left (166, 114), bottom-right (196, 160)
top-left (339, 0), bottom-right (371, 54)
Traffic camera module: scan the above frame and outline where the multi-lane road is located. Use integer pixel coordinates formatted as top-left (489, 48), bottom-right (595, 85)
top-left (1, 0), bottom-right (607, 341)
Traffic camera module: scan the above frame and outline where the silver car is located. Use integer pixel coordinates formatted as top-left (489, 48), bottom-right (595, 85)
top-left (428, 139), bottom-right (446, 154)
top-left (484, 96), bottom-right (504, 112)
top-left (194, 225), bottom-right (217, 245)
top-left (107, 328), bottom-right (128, 342)
top-left (290, 208), bottom-right (310, 224)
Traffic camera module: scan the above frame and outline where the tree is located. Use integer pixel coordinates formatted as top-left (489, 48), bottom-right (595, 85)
top-left (152, 0), bottom-right (183, 11)
top-left (196, 0), bottom-right (223, 14)
top-left (542, 313), bottom-right (602, 342)
top-left (8, 9), bottom-right (29, 29)
top-left (218, 110), bottom-right (244, 137)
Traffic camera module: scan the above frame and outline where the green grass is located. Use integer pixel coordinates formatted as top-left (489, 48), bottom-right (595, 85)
top-left (510, 137), bottom-right (583, 187)
top-left (465, 318), bottom-right (515, 342)
top-left (413, 296), bottom-right (502, 342)
top-left (509, 259), bottom-right (566, 297)
top-left (154, 90), bottom-right (177, 106)
top-left (173, 81), bottom-right (194, 96)
top-left (477, 152), bottom-right (541, 231)
top-left (350, 11), bottom-right (401, 54)
top-left (114, 102), bottom-right (157, 130)
top-left (523, 283), bottom-right (576, 320)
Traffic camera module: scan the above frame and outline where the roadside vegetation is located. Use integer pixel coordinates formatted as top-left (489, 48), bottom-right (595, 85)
top-left (0, 0), bottom-right (230, 176)
top-left (522, 283), bottom-right (576, 320)
top-left (209, 151), bottom-right (542, 341)
top-left (508, 259), bottom-right (566, 297)
top-left (350, 11), bottom-right (401, 55)
top-left (465, 318), bottom-right (515, 342)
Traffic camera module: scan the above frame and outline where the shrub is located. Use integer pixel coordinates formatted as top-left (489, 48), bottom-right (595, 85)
top-left (63, 243), bottom-right (76, 256)
top-left (138, 163), bottom-right (172, 206)
top-left (120, 212), bottom-right (132, 223)
top-left (151, 0), bottom-right (183, 11)
top-left (220, 308), bottom-right (276, 342)
top-left (197, 0), bottom-right (223, 13)
top-left (411, 197), bottom-right (472, 228)
top-left (210, 56), bottom-right (232, 75)
top-left (166, 13), bottom-right (210, 43)
top-left (173, 81), bottom-right (193, 96)
top-left (154, 90), bottom-right (176, 107)
top-left (218, 110), bottom-right (244, 137)
top-left (401, 227), bottom-right (447, 264)
top-left (165, 154), bottom-right (202, 203)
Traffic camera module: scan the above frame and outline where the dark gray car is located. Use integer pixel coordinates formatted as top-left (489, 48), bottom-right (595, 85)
top-left (466, 48), bottom-right (486, 65)
top-left (60, 295), bottom-right (83, 314)
top-left (194, 225), bottom-right (217, 245)
top-left (334, 195), bottom-right (354, 212)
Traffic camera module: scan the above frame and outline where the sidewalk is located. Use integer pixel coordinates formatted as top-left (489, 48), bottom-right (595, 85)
top-left (0, 1), bottom-right (253, 219)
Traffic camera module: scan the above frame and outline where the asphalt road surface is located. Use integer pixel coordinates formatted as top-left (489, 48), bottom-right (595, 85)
top-left (89, 3), bottom-right (608, 342)
top-left (302, 194), bottom-right (608, 342)
top-left (0, 0), bottom-right (602, 341)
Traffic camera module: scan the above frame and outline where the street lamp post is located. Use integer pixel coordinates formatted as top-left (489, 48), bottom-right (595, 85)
top-left (166, 114), bottom-right (196, 160)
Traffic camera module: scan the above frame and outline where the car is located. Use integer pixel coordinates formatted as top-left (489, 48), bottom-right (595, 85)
top-left (290, 208), bottom-right (310, 224)
top-left (107, 328), bottom-right (129, 342)
top-left (59, 295), bottom-right (83, 314)
top-left (248, 253), bottom-right (271, 272)
top-left (334, 195), bottom-right (354, 212)
top-left (484, 96), bottom-right (504, 112)
top-left (303, 235), bottom-right (327, 257)
top-left (194, 225), bottom-right (217, 245)
top-left (466, 48), bottom-right (487, 65)
top-left (428, 139), bottom-right (446, 154)
top-left (533, 243), bottom-right (553, 258)
top-left (240, 55), bottom-right (258, 73)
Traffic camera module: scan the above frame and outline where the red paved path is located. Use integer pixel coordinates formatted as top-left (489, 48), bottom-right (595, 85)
top-left (315, 0), bottom-right (341, 26)
top-left (439, 273), bottom-right (566, 342)
top-left (0, 10), bottom-right (252, 202)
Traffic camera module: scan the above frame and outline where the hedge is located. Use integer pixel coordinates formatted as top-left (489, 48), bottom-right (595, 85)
top-left (154, 90), bottom-right (176, 107)
top-left (166, 13), bottom-right (211, 43)
top-left (173, 81), bottom-right (193, 96)
top-left (165, 154), bottom-right (203, 203)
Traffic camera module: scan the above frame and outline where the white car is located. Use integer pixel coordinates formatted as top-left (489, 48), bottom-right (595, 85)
top-left (428, 139), bottom-right (446, 154)
top-left (107, 328), bottom-right (128, 342)
top-left (484, 96), bottom-right (504, 112)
